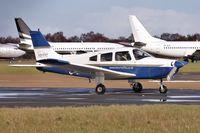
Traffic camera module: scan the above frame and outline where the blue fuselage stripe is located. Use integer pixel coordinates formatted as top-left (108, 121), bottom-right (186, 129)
top-left (36, 65), bottom-right (173, 79)
top-left (100, 66), bottom-right (172, 79)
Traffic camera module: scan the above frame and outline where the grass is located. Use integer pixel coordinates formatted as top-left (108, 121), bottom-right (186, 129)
top-left (0, 60), bottom-right (40, 75)
top-left (0, 61), bottom-right (199, 132)
top-left (180, 62), bottom-right (200, 73)
top-left (0, 105), bottom-right (199, 133)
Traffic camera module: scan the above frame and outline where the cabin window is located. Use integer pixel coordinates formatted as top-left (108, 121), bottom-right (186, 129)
top-left (115, 51), bottom-right (131, 61)
top-left (133, 49), bottom-right (150, 60)
top-left (101, 53), bottom-right (112, 61)
top-left (89, 55), bottom-right (97, 61)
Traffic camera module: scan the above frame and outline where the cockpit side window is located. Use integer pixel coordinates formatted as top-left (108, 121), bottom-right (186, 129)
top-left (133, 49), bottom-right (151, 60)
top-left (89, 55), bottom-right (97, 61)
top-left (101, 53), bottom-right (112, 62)
top-left (115, 51), bottom-right (131, 61)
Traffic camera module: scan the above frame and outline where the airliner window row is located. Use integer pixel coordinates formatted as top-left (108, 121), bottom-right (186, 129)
top-left (164, 47), bottom-right (200, 49)
top-left (52, 48), bottom-right (114, 50)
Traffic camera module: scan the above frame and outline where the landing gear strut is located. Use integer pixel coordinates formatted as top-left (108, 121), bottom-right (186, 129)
top-left (159, 79), bottom-right (168, 93)
top-left (95, 72), bottom-right (106, 95)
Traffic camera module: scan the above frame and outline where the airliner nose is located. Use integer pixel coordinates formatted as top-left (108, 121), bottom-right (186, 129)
top-left (174, 61), bottom-right (188, 68)
top-left (19, 49), bottom-right (26, 56)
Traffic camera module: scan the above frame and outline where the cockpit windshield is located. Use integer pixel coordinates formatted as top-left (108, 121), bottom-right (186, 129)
top-left (132, 49), bottom-right (151, 60)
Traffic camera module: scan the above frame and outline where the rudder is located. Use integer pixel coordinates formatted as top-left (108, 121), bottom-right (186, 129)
top-left (30, 30), bottom-right (60, 61)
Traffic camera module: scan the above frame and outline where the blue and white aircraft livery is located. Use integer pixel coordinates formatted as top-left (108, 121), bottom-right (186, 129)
top-left (11, 30), bottom-right (188, 94)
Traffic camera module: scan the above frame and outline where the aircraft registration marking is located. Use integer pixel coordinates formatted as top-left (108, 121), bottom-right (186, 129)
top-left (109, 66), bottom-right (134, 69)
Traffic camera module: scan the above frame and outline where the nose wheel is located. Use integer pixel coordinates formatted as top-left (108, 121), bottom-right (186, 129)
top-left (95, 84), bottom-right (106, 94)
top-left (159, 85), bottom-right (168, 93)
top-left (159, 79), bottom-right (168, 93)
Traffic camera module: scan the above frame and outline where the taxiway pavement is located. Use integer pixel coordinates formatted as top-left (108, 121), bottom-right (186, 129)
top-left (0, 87), bottom-right (199, 107)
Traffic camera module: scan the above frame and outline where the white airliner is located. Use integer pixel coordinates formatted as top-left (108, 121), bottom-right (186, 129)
top-left (15, 18), bottom-right (124, 54)
top-left (129, 15), bottom-right (200, 62)
top-left (0, 43), bottom-right (25, 59)
top-left (11, 30), bottom-right (187, 94)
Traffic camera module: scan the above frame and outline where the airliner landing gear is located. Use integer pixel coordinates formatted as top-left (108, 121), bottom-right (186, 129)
top-left (159, 79), bottom-right (168, 93)
top-left (95, 84), bottom-right (106, 94)
top-left (132, 82), bottom-right (143, 93)
top-left (9, 58), bottom-right (15, 64)
top-left (183, 58), bottom-right (189, 62)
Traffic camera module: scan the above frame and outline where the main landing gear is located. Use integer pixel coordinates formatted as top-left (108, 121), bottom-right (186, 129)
top-left (94, 72), bottom-right (168, 94)
top-left (129, 80), bottom-right (143, 93)
top-left (95, 84), bottom-right (106, 95)
top-left (95, 72), bottom-right (106, 95)
top-left (95, 80), bottom-right (168, 94)
top-left (131, 82), bottom-right (143, 93)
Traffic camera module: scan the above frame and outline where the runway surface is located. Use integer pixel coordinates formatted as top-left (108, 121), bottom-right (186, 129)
top-left (0, 87), bottom-right (200, 107)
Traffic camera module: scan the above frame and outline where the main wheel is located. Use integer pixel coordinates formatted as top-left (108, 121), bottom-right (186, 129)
top-left (132, 82), bottom-right (143, 93)
top-left (159, 85), bottom-right (168, 93)
top-left (95, 84), bottom-right (106, 94)
top-left (183, 58), bottom-right (189, 62)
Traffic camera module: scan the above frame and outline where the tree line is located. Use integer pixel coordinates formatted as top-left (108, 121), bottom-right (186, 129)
top-left (1, 31), bottom-right (200, 44)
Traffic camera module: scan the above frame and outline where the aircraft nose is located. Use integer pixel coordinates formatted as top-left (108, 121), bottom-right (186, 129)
top-left (19, 49), bottom-right (26, 56)
top-left (174, 61), bottom-right (188, 68)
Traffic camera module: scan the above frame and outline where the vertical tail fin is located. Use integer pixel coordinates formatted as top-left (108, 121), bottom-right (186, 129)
top-left (15, 17), bottom-right (33, 50)
top-left (30, 30), bottom-right (60, 61)
top-left (129, 15), bottom-right (163, 43)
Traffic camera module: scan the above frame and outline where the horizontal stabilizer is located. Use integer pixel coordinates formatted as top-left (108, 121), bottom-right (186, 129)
top-left (37, 59), bottom-right (70, 65)
top-left (133, 42), bottom-right (147, 48)
top-left (9, 63), bottom-right (46, 67)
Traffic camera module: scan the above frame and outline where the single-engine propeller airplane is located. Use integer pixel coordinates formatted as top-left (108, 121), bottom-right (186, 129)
top-left (11, 30), bottom-right (188, 94)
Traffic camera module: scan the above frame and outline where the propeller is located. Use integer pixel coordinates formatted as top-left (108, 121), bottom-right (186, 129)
top-left (167, 61), bottom-right (188, 81)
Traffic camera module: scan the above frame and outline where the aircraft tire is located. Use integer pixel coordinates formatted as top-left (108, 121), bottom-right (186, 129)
top-left (132, 82), bottom-right (143, 93)
top-left (183, 58), bottom-right (189, 62)
top-left (159, 85), bottom-right (168, 93)
top-left (95, 84), bottom-right (106, 94)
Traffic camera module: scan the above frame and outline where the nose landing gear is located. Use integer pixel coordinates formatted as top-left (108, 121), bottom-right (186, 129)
top-left (159, 79), bottom-right (168, 93)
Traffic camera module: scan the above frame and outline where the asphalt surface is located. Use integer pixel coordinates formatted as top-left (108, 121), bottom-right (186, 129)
top-left (0, 87), bottom-right (200, 107)
top-left (173, 72), bottom-right (200, 80)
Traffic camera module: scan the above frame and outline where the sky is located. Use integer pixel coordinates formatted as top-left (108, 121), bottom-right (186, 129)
top-left (1, 0), bottom-right (200, 38)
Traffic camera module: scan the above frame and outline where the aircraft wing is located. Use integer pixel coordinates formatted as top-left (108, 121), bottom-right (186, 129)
top-left (38, 59), bottom-right (136, 79)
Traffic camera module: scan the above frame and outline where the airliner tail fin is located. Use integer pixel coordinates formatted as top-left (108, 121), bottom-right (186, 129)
top-left (15, 17), bottom-right (33, 50)
top-left (129, 15), bottom-right (163, 43)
